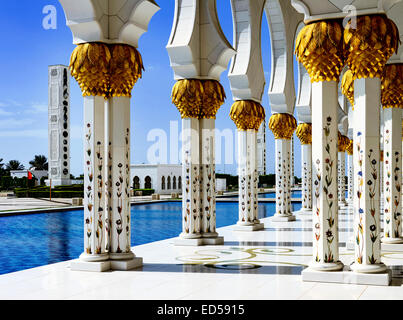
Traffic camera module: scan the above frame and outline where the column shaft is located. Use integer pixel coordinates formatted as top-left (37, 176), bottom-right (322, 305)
top-left (301, 144), bottom-right (312, 211)
top-left (382, 107), bottom-right (403, 243)
top-left (351, 78), bottom-right (386, 273)
top-left (248, 130), bottom-right (259, 223)
top-left (237, 130), bottom-right (253, 225)
top-left (108, 97), bottom-right (134, 260)
top-left (181, 118), bottom-right (201, 239)
top-left (81, 96), bottom-right (108, 262)
top-left (200, 118), bottom-right (217, 237)
top-left (274, 139), bottom-right (292, 217)
top-left (338, 151), bottom-right (346, 205)
top-left (311, 81), bottom-right (342, 270)
top-left (347, 154), bottom-right (354, 203)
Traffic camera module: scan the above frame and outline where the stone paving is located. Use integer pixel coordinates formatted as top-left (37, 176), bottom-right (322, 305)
top-left (1, 203), bottom-right (403, 300)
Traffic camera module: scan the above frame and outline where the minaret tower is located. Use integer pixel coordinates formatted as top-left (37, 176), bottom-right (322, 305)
top-left (47, 65), bottom-right (72, 186)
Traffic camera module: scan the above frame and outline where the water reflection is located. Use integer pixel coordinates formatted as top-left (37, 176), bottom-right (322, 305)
top-left (0, 201), bottom-right (287, 275)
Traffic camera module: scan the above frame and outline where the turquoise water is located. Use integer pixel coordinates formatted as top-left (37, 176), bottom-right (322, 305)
top-left (258, 190), bottom-right (347, 199)
top-left (260, 190), bottom-right (302, 198)
top-left (0, 201), bottom-right (302, 275)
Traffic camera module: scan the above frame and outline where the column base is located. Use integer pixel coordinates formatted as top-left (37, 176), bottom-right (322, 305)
top-left (70, 259), bottom-right (111, 272)
top-left (302, 265), bottom-right (391, 286)
top-left (350, 262), bottom-right (388, 274)
top-left (202, 236), bottom-right (224, 245)
top-left (295, 209), bottom-right (312, 216)
top-left (346, 238), bottom-right (354, 250)
top-left (174, 236), bottom-right (224, 246)
top-left (110, 257), bottom-right (143, 271)
top-left (308, 260), bottom-right (344, 272)
top-left (271, 214), bottom-right (296, 222)
top-left (233, 223), bottom-right (265, 232)
top-left (70, 257), bottom-right (143, 272)
top-left (78, 252), bottom-right (109, 262)
top-left (202, 232), bottom-right (219, 238)
top-left (382, 242), bottom-right (403, 251)
top-left (109, 251), bottom-right (135, 261)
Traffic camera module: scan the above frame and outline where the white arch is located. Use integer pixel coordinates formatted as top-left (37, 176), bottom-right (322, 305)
top-left (295, 22), bottom-right (312, 123)
top-left (264, 0), bottom-right (303, 114)
top-left (228, 0), bottom-right (266, 103)
top-left (292, 0), bottom-right (401, 23)
top-left (386, 0), bottom-right (403, 63)
top-left (59, 0), bottom-right (160, 47)
top-left (167, 0), bottom-right (236, 81)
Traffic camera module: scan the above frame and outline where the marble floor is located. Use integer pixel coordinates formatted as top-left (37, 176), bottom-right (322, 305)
top-left (1, 204), bottom-right (403, 300)
top-left (0, 197), bottom-right (72, 213)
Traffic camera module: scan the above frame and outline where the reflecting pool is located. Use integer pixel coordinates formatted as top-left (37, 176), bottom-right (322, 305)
top-left (0, 201), bottom-right (302, 275)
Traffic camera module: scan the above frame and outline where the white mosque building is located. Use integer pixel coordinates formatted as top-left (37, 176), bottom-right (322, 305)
top-left (130, 164), bottom-right (182, 195)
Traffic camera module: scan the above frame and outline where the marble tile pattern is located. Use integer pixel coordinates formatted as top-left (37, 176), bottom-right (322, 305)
top-left (3, 203), bottom-right (403, 299)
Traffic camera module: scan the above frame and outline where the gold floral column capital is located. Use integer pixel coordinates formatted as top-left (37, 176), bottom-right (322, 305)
top-left (70, 42), bottom-right (111, 98)
top-left (338, 133), bottom-right (350, 152)
top-left (341, 69), bottom-right (355, 107)
top-left (171, 79), bottom-right (226, 119)
top-left (295, 20), bottom-right (344, 82)
top-left (346, 139), bottom-right (354, 156)
top-left (296, 123), bottom-right (312, 145)
top-left (268, 113), bottom-right (297, 140)
top-left (229, 100), bottom-right (266, 131)
top-left (382, 64), bottom-right (403, 109)
top-left (109, 44), bottom-right (144, 98)
top-left (344, 14), bottom-right (400, 79)
top-left (69, 42), bottom-right (144, 99)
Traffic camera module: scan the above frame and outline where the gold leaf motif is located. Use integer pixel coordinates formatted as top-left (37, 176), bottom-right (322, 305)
top-left (295, 20), bottom-right (344, 82)
top-left (338, 133), bottom-right (350, 152)
top-left (69, 42), bottom-right (143, 99)
top-left (171, 79), bottom-right (225, 119)
top-left (381, 64), bottom-right (403, 109)
top-left (268, 113), bottom-right (297, 140)
top-left (344, 15), bottom-right (400, 79)
top-left (296, 123), bottom-right (312, 145)
top-left (229, 100), bottom-right (266, 131)
top-left (341, 69), bottom-right (355, 106)
top-left (346, 139), bottom-right (354, 156)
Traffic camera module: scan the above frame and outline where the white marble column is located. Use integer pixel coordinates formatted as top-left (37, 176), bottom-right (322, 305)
top-left (310, 81), bottom-right (343, 271)
top-left (338, 151), bottom-right (347, 206)
top-left (382, 107), bottom-right (403, 244)
top-left (108, 97), bottom-right (136, 263)
top-left (301, 143), bottom-right (312, 212)
top-left (235, 130), bottom-right (264, 231)
top-left (347, 153), bottom-right (354, 203)
top-left (200, 118), bottom-right (222, 243)
top-left (179, 118), bottom-right (201, 241)
top-left (237, 130), bottom-right (253, 227)
top-left (350, 78), bottom-right (386, 273)
top-left (273, 139), bottom-right (295, 221)
top-left (291, 135), bottom-right (295, 186)
top-left (249, 130), bottom-right (260, 225)
top-left (80, 96), bottom-right (109, 262)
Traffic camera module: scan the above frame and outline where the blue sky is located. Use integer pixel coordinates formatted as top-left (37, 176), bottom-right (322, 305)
top-left (0, 0), bottom-right (301, 177)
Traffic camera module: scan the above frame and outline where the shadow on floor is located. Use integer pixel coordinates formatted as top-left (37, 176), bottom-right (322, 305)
top-left (128, 263), bottom-right (306, 275)
top-left (223, 241), bottom-right (346, 247)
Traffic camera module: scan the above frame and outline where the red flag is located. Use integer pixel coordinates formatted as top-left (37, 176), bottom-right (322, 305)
top-left (28, 171), bottom-right (33, 180)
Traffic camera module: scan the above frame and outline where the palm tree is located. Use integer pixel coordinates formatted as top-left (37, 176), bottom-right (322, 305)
top-left (6, 160), bottom-right (24, 171)
top-left (0, 158), bottom-right (5, 176)
top-left (29, 155), bottom-right (48, 171)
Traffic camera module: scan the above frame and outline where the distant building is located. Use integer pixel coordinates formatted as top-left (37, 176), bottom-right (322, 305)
top-left (46, 65), bottom-right (71, 187)
top-left (216, 178), bottom-right (227, 192)
top-left (257, 122), bottom-right (267, 175)
top-left (10, 170), bottom-right (48, 186)
top-left (130, 164), bottom-right (182, 195)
